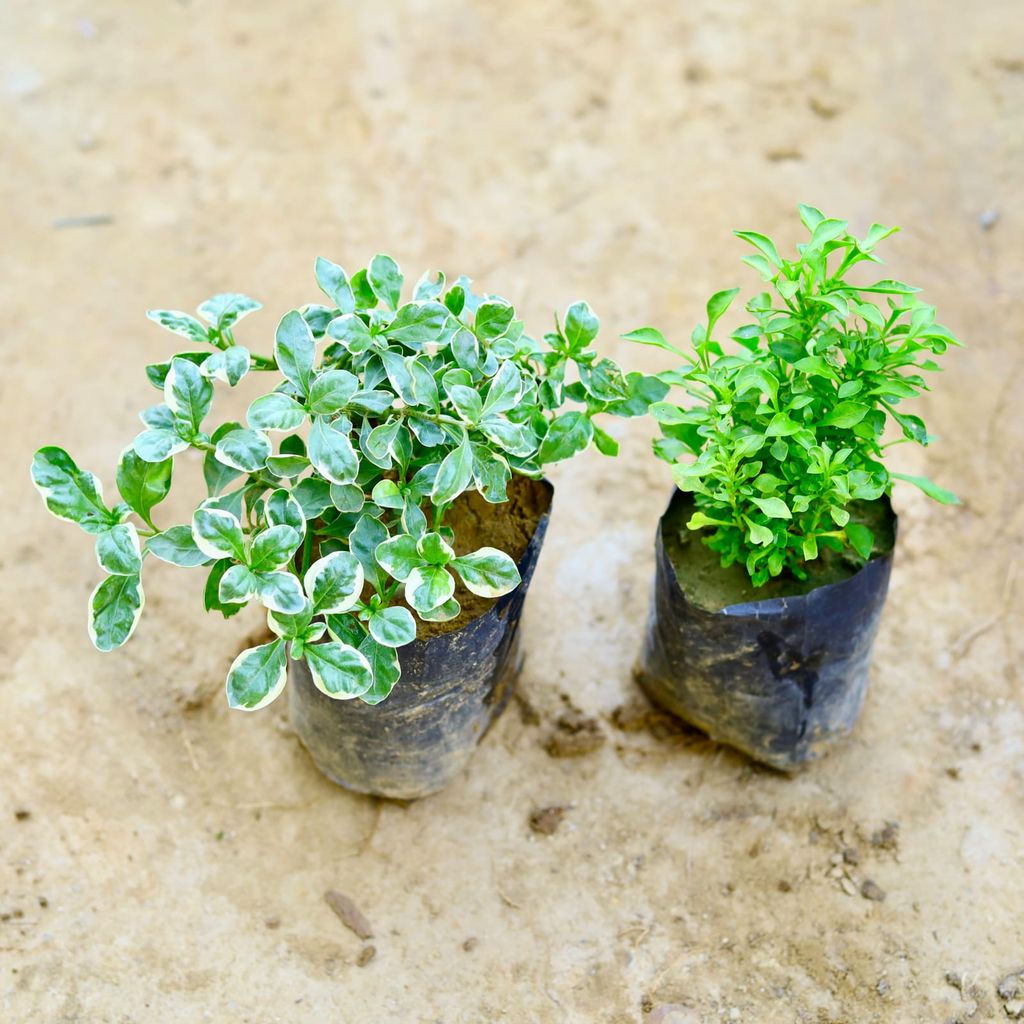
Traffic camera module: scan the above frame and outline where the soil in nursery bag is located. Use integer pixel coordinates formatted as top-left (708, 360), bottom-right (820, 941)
top-left (414, 474), bottom-right (552, 637)
top-left (289, 475), bottom-right (554, 799)
top-left (637, 489), bottom-right (896, 771)
top-left (663, 494), bottom-right (896, 612)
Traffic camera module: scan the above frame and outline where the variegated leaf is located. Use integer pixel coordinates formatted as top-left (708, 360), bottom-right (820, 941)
top-left (89, 573), bottom-right (144, 652)
top-left (225, 639), bottom-right (287, 711)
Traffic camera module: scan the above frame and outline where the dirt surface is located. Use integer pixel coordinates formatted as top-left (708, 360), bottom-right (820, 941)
top-left (1, 2), bottom-right (1023, 1022)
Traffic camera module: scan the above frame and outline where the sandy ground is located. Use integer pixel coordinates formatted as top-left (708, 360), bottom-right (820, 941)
top-left (2, 2), bottom-right (1023, 1021)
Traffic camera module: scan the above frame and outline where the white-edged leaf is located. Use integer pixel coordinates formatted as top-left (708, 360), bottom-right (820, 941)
top-left (325, 313), bottom-right (374, 354)
top-left (357, 636), bottom-right (402, 705)
top-left (431, 437), bottom-right (473, 505)
top-left (308, 417), bottom-right (360, 485)
top-left (218, 564), bottom-right (262, 605)
top-left (367, 253), bottom-right (403, 310)
top-left (249, 524), bottom-right (302, 572)
top-left (225, 639), bottom-right (287, 711)
top-left (417, 597), bottom-right (461, 623)
top-left (146, 309), bottom-right (210, 344)
top-left (146, 525), bottom-right (211, 567)
top-left (374, 533), bottom-right (422, 582)
top-left (31, 446), bottom-right (114, 534)
top-left (368, 605), bottom-right (417, 647)
top-left (405, 565), bottom-right (455, 613)
top-left (481, 360), bottom-right (522, 417)
top-left (304, 641), bottom-right (373, 700)
top-left (191, 507), bottom-right (246, 561)
top-left (451, 546), bottom-right (521, 598)
top-left (274, 309), bottom-right (316, 396)
top-left (304, 551), bottom-right (364, 614)
top-left (384, 301), bottom-right (449, 347)
top-left (214, 428), bottom-right (271, 473)
top-left (164, 357), bottom-right (213, 436)
top-left (95, 523), bottom-right (142, 576)
top-left (314, 257), bottom-right (355, 313)
top-left (201, 345), bottom-right (251, 386)
top-left (197, 293), bottom-right (262, 330)
top-left (132, 428), bottom-right (189, 463)
top-left (307, 369), bottom-right (359, 415)
top-left (88, 573), bottom-right (144, 652)
top-left (247, 392), bottom-right (307, 432)
top-left (563, 300), bottom-right (599, 351)
top-left (255, 571), bottom-right (306, 614)
top-left (266, 489), bottom-right (306, 534)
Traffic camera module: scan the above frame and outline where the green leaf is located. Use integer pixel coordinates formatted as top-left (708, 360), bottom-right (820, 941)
top-left (371, 479), bottom-right (404, 509)
top-left (249, 525), bottom-right (302, 573)
top-left (146, 309), bottom-right (210, 345)
top-left (452, 547), bottom-right (521, 598)
top-left (806, 218), bottom-right (848, 252)
top-left (620, 326), bottom-right (685, 357)
top-left (146, 525), bottom-right (211, 567)
top-left (367, 254), bottom-right (403, 310)
top-left (891, 472), bottom-right (960, 505)
top-left (406, 565), bottom-right (455, 613)
top-left (821, 402), bottom-right (868, 428)
top-left (214, 428), bottom-right (271, 473)
top-left (357, 637), bottom-right (402, 705)
top-left (192, 507), bottom-right (246, 561)
top-left (218, 564), bottom-right (262, 605)
top-left (417, 531), bottom-right (454, 566)
top-left (292, 478), bottom-right (334, 519)
top-left (368, 605), bottom-right (417, 648)
top-left (308, 417), bottom-right (360, 485)
top-left (706, 288), bottom-right (740, 333)
top-left (114, 448), bottom-right (171, 526)
top-left (592, 424), bottom-right (619, 456)
top-left (330, 483), bottom-right (365, 514)
top-left (845, 522), bottom-right (875, 561)
top-left (734, 230), bottom-right (782, 269)
top-left (248, 392), bottom-right (307, 432)
top-left (197, 293), bottom-right (262, 331)
top-left (304, 641), bottom-right (373, 699)
top-left (375, 533), bottom-right (423, 582)
top-left (89, 573), bottom-right (144, 652)
top-left (431, 437), bottom-right (474, 505)
top-left (765, 413), bottom-right (801, 437)
top-left (165, 357), bottom-right (213, 437)
top-left (563, 301), bottom-right (599, 352)
top-left (204, 559), bottom-right (244, 618)
top-left (31, 446), bottom-right (115, 534)
top-left (307, 370), bottom-right (359, 415)
top-left (747, 521), bottom-right (774, 546)
top-left (797, 203), bottom-right (825, 232)
top-left (225, 639), bottom-right (287, 711)
top-left (145, 351), bottom-right (208, 390)
top-left (314, 257), bottom-right (355, 313)
top-left (751, 496), bottom-right (791, 520)
top-left (304, 551), bottom-right (364, 613)
top-left (539, 411), bottom-right (593, 463)
top-left (418, 597), bottom-right (461, 623)
top-left (95, 523), bottom-right (143, 576)
top-left (274, 310), bottom-right (316, 396)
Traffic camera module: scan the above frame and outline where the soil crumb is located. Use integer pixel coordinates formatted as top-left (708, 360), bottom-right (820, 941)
top-left (544, 699), bottom-right (606, 758)
top-left (324, 891), bottom-right (374, 940)
top-left (610, 696), bottom-right (695, 741)
top-left (663, 490), bottom-right (896, 612)
top-left (529, 805), bottom-right (569, 835)
top-left (356, 945), bottom-right (376, 967)
top-left (414, 475), bottom-right (552, 638)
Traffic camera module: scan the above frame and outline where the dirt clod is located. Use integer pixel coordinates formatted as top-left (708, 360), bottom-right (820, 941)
top-left (544, 707), bottom-right (606, 758)
top-left (14, 809), bottom-right (30, 821)
top-left (529, 805), bottom-right (568, 835)
top-left (462, 937), bottom-right (479, 953)
top-left (871, 821), bottom-right (900, 852)
top-left (324, 891), bottom-right (374, 940)
top-left (860, 879), bottom-right (886, 902)
top-left (356, 945), bottom-right (376, 967)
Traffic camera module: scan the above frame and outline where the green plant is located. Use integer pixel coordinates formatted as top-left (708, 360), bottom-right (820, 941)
top-left (628, 205), bottom-right (961, 586)
top-left (32, 256), bottom-right (663, 709)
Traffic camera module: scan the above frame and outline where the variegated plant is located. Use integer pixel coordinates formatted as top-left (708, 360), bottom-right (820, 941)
top-left (32, 257), bottom-right (663, 710)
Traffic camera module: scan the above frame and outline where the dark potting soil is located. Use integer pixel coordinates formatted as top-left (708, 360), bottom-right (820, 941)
top-left (413, 474), bottom-right (551, 638)
top-left (664, 493), bottom-right (896, 612)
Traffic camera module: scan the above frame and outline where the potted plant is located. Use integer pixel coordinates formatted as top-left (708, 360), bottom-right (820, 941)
top-left (629, 206), bottom-right (961, 769)
top-left (32, 255), bottom-right (661, 798)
